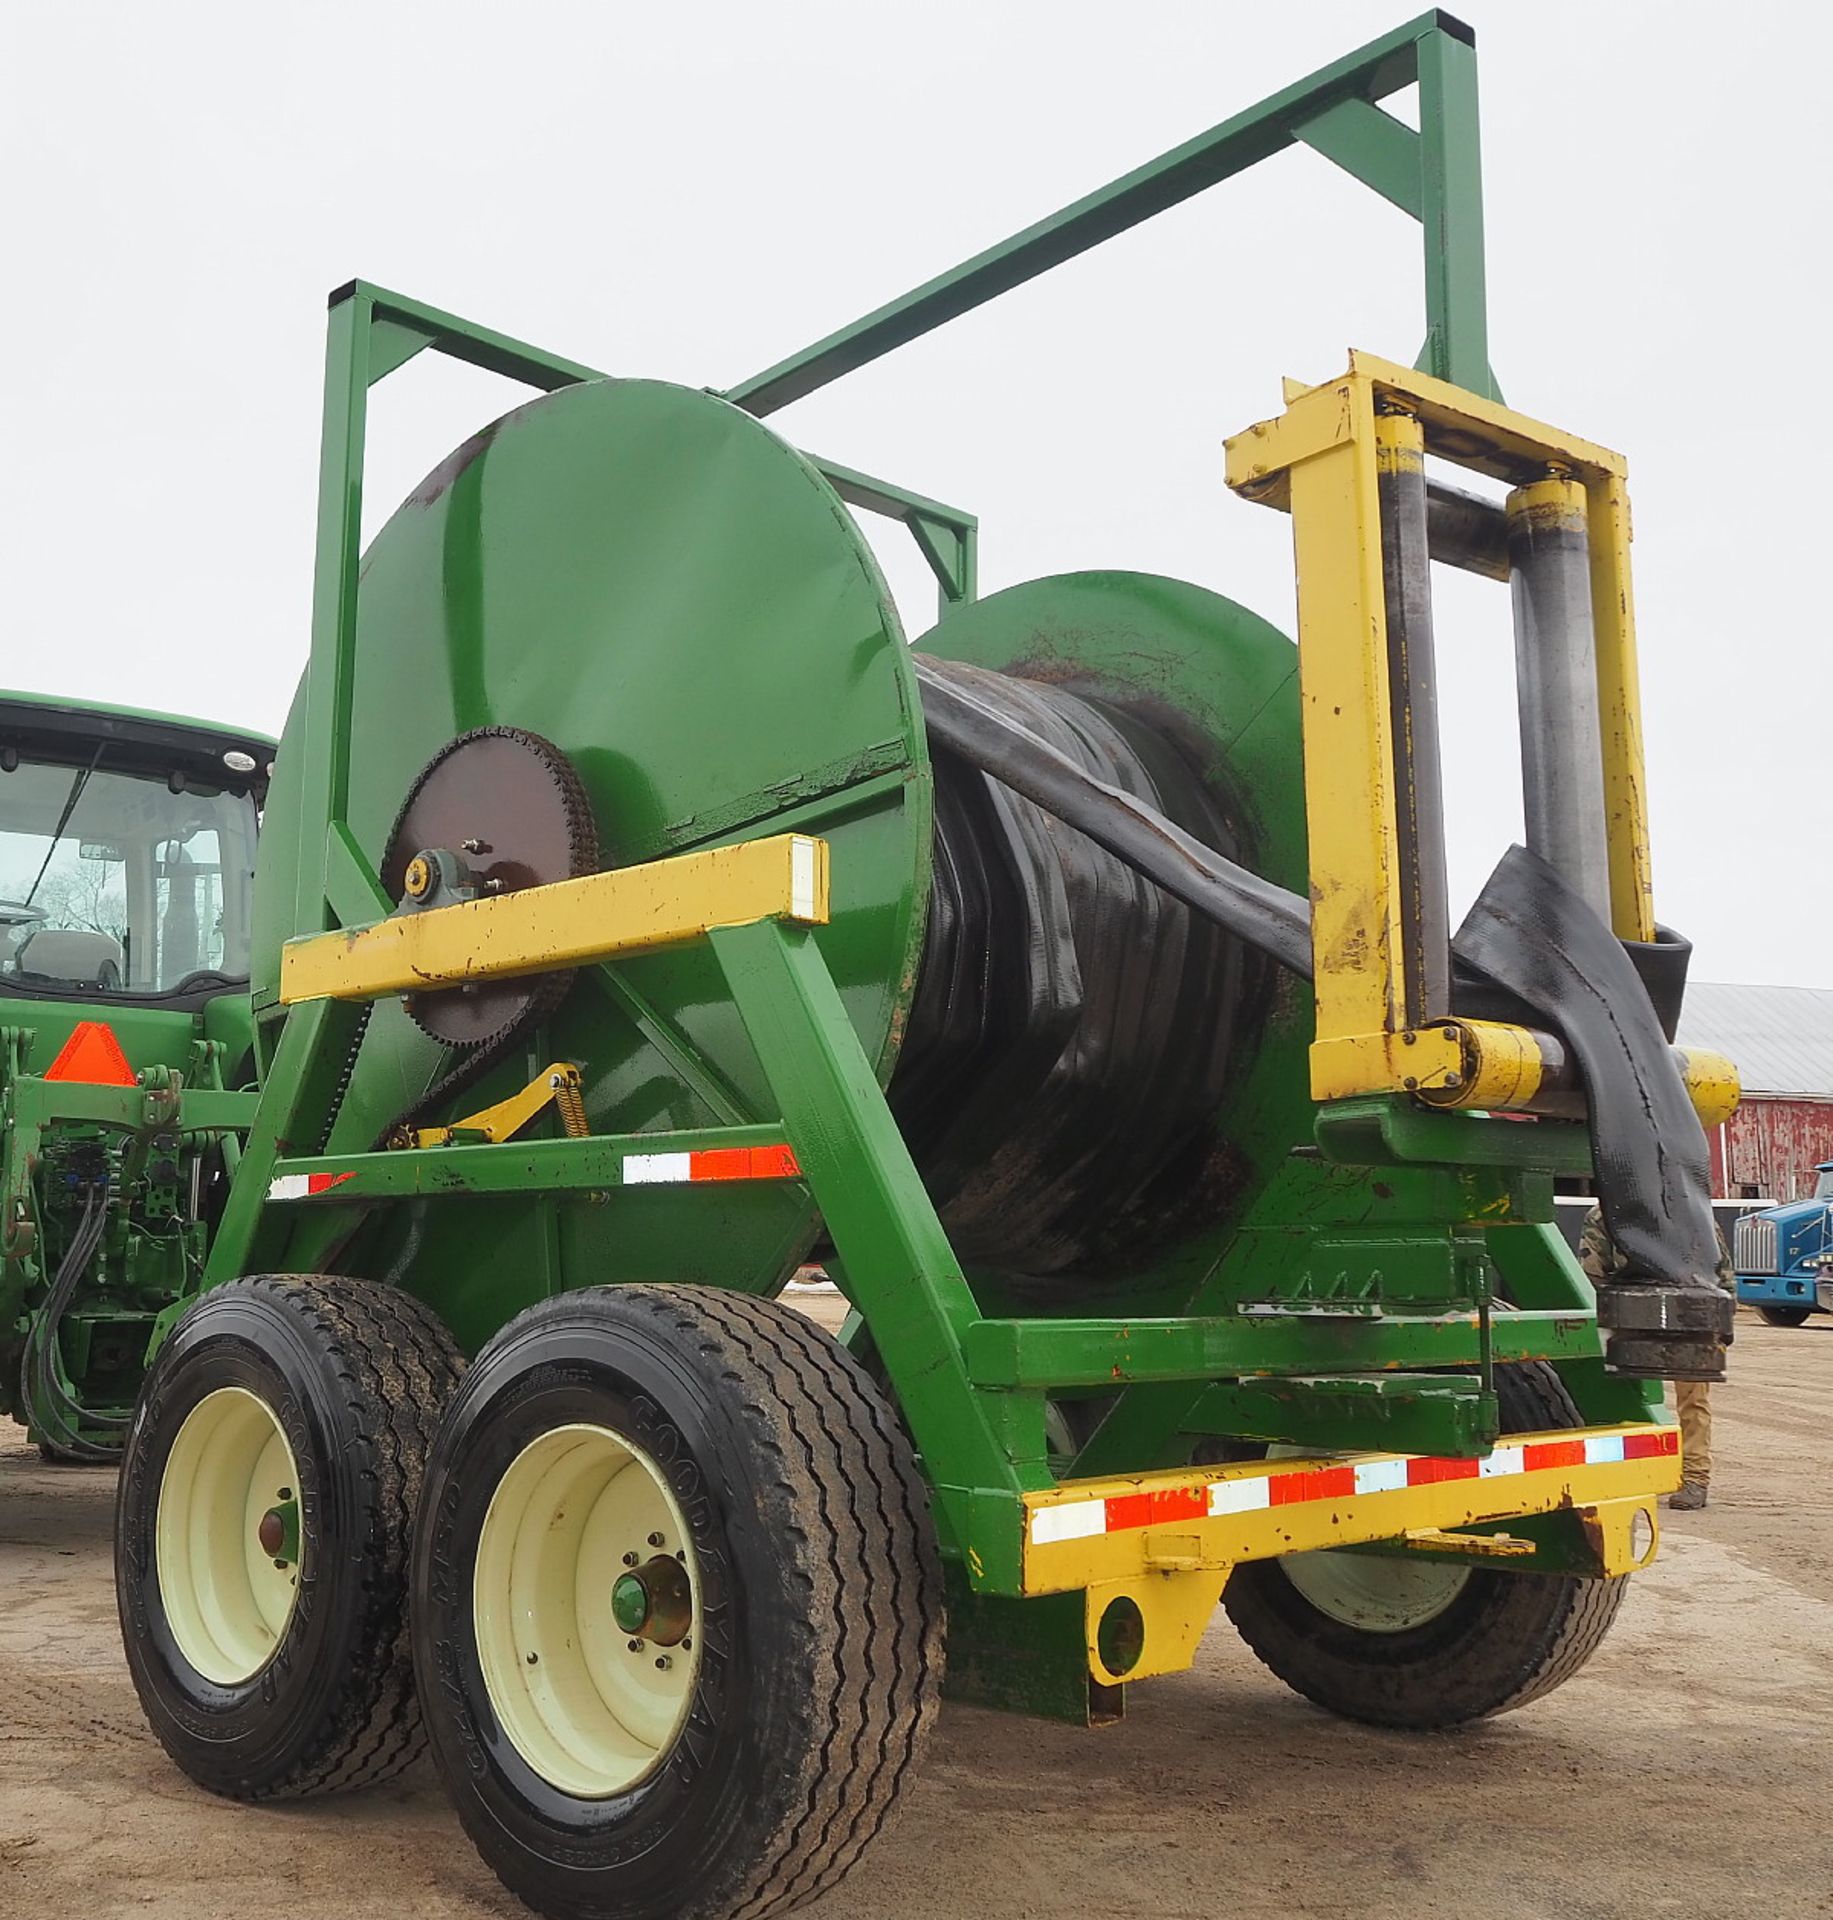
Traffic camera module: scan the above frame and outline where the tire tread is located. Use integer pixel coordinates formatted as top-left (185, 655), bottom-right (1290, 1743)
top-left (122, 1274), bottom-right (463, 1801)
top-left (1223, 1362), bottom-right (1630, 1730)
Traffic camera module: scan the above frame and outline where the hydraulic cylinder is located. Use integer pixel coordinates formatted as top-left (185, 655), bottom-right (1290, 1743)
top-left (1506, 472), bottom-right (1611, 923)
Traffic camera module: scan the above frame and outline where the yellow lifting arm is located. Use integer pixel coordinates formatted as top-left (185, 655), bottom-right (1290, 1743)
top-left (411, 1063), bottom-right (590, 1149)
top-left (280, 833), bottom-right (829, 1007)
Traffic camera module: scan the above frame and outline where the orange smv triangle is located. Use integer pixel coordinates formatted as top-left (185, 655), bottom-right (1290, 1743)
top-left (43, 1020), bottom-right (137, 1087)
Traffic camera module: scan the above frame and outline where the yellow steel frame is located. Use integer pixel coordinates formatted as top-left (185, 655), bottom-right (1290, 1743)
top-left (280, 833), bottom-right (829, 1006)
top-left (1224, 350), bottom-right (1655, 1104)
top-left (1027, 1419), bottom-right (1676, 1685)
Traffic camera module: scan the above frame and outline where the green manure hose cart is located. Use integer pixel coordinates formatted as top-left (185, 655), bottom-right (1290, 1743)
top-left (112, 15), bottom-right (1739, 1919)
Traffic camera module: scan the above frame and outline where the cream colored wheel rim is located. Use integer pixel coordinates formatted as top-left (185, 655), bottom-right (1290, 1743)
top-left (474, 1422), bottom-right (702, 1798)
top-left (155, 1386), bottom-right (303, 1685)
top-left (1279, 1548), bottom-right (1472, 1632)
top-left (1266, 1443), bottom-right (1469, 1632)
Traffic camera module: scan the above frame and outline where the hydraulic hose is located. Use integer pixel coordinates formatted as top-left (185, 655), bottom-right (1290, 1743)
top-left (19, 1179), bottom-right (128, 1462)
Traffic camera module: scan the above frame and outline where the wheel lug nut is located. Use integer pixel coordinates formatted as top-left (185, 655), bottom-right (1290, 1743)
top-left (654, 1656), bottom-right (670, 1671)
top-left (647, 1531), bottom-right (665, 1547)
top-left (627, 1638), bottom-right (644, 1654)
top-left (621, 1551), bottom-right (639, 1567)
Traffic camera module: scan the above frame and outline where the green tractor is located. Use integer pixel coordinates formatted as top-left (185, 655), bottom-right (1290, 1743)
top-left (0, 692), bottom-right (265, 1461)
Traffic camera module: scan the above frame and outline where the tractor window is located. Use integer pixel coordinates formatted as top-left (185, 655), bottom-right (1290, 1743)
top-left (1816, 1169), bottom-right (1833, 1202)
top-left (0, 757), bottom-right (258, 998)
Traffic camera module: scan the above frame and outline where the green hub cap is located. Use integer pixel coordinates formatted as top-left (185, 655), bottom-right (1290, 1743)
top-left (610, 1573), bottom-right (650, 1636)
top-left (609, 1556), bottom-right (694, 1645)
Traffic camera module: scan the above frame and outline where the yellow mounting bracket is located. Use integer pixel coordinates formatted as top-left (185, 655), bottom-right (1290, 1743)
top-left (410, 1062), bottom-right (589, 1150)
top-left (1224, 351), bottom-right (1653, 1104)
top-left (280, 833), bottom-right (829, 1007)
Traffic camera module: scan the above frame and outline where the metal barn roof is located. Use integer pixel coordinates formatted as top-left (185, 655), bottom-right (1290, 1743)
top-left (1678, 982), bottom-right (1833, 1100)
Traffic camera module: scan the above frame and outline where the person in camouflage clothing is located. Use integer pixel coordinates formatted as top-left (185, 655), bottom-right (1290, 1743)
top-left (1580, 1203), bottom-right (1732, 1510)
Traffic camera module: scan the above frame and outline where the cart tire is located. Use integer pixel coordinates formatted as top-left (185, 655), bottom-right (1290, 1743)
top-left (1757, 1304), bottom-right (1812, 1329)
top-left (412, 1285), bottom-right (944, 1920)
top-left (115, 1275), bottom-right (463, 1798)
top-left (1222, 1362), bottom-right (1629, 1729)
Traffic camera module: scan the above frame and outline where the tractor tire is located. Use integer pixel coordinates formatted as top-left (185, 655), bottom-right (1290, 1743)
top-left (412, 1285), bottom-right (944, 1920)
top-left (115, 1275), bottom-right (463, 1799)
top-left (1757, 1304), bottom-right (1813, 1329)
top-left (1222, 1362), bottom-right (1629, 1730)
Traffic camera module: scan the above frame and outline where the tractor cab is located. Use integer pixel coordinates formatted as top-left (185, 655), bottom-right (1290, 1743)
top-left (0, 694), bottom-right (267, 1015)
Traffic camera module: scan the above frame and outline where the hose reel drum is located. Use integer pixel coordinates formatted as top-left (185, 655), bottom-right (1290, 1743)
top-left (250, 377), bottom-right (1313, 1330)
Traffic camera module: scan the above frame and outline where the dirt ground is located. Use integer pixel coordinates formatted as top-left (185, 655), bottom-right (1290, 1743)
top-left (3, 1305), bottom-right (1830, 1920)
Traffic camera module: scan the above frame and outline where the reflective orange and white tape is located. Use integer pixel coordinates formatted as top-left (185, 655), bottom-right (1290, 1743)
top-left (1028, 1428), bottom-right (1678, 1545)
top-left (267, 1171), bottom-right (355, 1201)
top-left (622, 1145), bottom-right (801, 1185)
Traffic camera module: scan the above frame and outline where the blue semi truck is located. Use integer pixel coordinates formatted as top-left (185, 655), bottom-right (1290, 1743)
top-left (1733, 1164), bottom-right (1833, 1327)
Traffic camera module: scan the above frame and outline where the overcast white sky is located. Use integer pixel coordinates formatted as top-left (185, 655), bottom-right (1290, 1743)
top-left (3, 2), bottom-right (1826, 985)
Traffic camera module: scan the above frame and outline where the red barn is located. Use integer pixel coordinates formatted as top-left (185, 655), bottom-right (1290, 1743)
top-left (1678, 983), bottom-right (1833, 1202)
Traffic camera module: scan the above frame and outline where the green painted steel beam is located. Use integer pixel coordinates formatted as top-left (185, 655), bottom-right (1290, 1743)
top-left (726, 10), bottom-right (1487, 417)
top-left (264, 1124), bottom-right (797, 1201)
top-left (813, 457), bottom-right (979, 615)
top-left (1188, 1375), bottom-right (1500, 1456)
top-left (1316, 1096), bottom-right (1595, 1174)
top-left (964, 1306), bottom-right (1599, 1390)
top-left (710, 917), bottom-right (1043, 1589)
top-left (585, 969), bottom-right (755, 1127)
top-left (8, 1080), bottom-right (258, 1134)
top-left (1295, 96), bottom-right (1423, 217)
top-left (334, 280), bottom-right (606, 393)
top-left (811, 457), bottom-right (976, 539)
top-left (195, 996), bottom-right (367, 1297)
top-left (1414, 24), bottom-right (1498, 396)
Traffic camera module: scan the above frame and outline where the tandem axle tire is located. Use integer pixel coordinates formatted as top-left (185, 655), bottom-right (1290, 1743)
top-left (115, 1275), bottom-right (463, 1799)
top-left (1757, 1304), bottom-right (1813, 1329)
top-left (411, 1284), bottom-right (944, 1920)
top-left (1222, 1362), bottom-right (1630, 1730)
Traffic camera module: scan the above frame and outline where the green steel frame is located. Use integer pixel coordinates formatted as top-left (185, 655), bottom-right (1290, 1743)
top-left (284, 7), bottom-right (1492, 965)
top-left (726, 8), bottom-right (1498, 414)
top-left (187, 12), bottom-right (1656, 1705)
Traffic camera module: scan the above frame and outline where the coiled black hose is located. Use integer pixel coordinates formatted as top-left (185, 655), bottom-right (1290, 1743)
top-left (906, 653), bottom-right (1728, 1369)
top-left (890, 662), bottom-right (1274, 1284)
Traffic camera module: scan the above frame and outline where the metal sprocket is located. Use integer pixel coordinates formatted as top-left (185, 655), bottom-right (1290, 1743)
top-left (379, 726), bottom-right (599, 1051)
